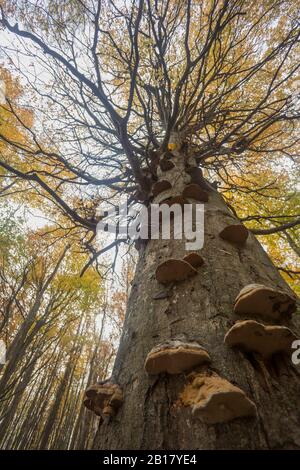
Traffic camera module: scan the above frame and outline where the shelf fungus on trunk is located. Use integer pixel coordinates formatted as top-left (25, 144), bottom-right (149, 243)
top-left (234, 284), bottom-right (297, 320)
top-left (83, 397), bottom-right (94, 412)
top-left (162, 195), bottom-right (188, 207)
top-left (155, 258), bottom-right (198, 284)
top-left (182, 183), bottom-right (209, 202)
top-left (185, 167), bottom-right (203, 185)
top-left (219, 224), bottom-right (249, 245)
top-left (144, 340), bottom-right (211, 375)
top-left (152, 180), bottom-right (172, 198)
top-left (180, 371), bottom-right (257, 424)
top-left (84, 381), bottom-right (123, 418)
top-left (183, 252), bottom-right (204, 268)
top-left (224, 320), bottom-right (297, 359)
top-left (160, 158), bottom-right (175, 172)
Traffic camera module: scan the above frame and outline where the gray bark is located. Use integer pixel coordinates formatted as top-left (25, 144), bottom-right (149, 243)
top-left (93, 149), bottom-right (300, 450)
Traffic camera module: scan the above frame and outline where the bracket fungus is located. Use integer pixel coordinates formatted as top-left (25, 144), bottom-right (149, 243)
top-left (219, 224), bottom-right (249, 245)
top-left (84, 381), bottom-right (123, 418)
top-left (234, 284), bottom-right (297, 320)
top-left (155, 258), bottom-right (197, 284)
top-left (160, 158), bottom-right (175, 172)
top-left (183, 252), bottom-right (204, 268)
top-left (180, 372), bottom-right (257, 424)
top-left (83, 397), bottom-right (94, 411)
top-left (144, 340), bottom-right (211, 375)
top-left (155, 190), bottom-right (173, 204)
top-left (224, 320), bottom-right (297, 359)
top-left (185, 167), bottom-right (203, 185)
top-left (182, 183), bottom-right (209, 202)
top-left (162, 195), bottom-right (188, 207)
top-left (152, 180), bottom-right (172, 197)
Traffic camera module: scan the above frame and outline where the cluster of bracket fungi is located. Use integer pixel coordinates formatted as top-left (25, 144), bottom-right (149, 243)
top-left (147, 145), bottom-right (210, 206)
top-left (83, 143), bottom-right (298, 425)
top-left (227, 284), bottom-right (297, 358)
top-left (145, 144), bottom-right (297, 424)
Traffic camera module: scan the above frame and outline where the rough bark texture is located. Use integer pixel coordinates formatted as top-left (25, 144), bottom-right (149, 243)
top-left (93, 148), bottom-right (300, 450)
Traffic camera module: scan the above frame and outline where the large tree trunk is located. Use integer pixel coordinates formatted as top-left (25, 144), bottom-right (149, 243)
top-left (93, 146), bottom-right (300, 450)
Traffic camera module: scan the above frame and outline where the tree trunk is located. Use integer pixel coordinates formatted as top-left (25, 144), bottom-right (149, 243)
top-left (93, 146), bottom-right (300, 450)
top-left (39, 355), bottom-right (74, 450)
top-left (71, 342), bottom-right (100, 450)
top-left (19, 352), bottom-right (62, 449)
top-left (0, 247), bottom-right (68, 400)
top-left (0, 357), bottom-right (36, 447)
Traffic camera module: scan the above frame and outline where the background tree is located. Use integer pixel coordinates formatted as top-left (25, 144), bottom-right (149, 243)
top-left (0, 205), bottom-right (124, 449)
top-left (0, 0), bottom-right (299, 450)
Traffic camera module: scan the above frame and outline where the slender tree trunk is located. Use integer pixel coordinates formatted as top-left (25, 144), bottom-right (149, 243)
top-left (0, 247), bottom-right (68, 400)
top-left (0, 357), bottom-right (36, 447)
top-left (39, 355), bottom-right (74, 449)
top-left (52, 344), bottom-right (83, 449)
top-left (11, 377), bottom-right (42, 449)
top-left (93, 146), bottom-right (300, 450)
top-left (70, 350), bottom-right (98, 450)
top-left (69, 373), bottom-right (88, 450)
top-left (74, 312), bottom-right (108, 450)
top-left (20, 353), bottom-right (62, 449)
